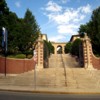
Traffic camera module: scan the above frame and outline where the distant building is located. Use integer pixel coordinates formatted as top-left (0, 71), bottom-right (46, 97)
top-left (70, 35), bottom-right (80, 42)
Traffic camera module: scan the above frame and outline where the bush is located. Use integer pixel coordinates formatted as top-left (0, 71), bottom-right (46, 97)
top-left (8, 54), bottom-right (26, 59)
top-left (71, 39), bottom-right (82, 57)
top-left (27, 54), bottom-right (33, 59)
top-left (65, 42), bottom-right (72, 53)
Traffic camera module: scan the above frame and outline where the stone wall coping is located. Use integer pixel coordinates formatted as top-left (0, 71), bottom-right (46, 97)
top-left (0, 56), bottom-right (34, 61)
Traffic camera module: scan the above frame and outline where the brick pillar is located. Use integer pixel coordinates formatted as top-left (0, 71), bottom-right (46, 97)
top-left (36, 35), bottom-right (44, 69)
top-left (82, 33), bottom-right (94, 70)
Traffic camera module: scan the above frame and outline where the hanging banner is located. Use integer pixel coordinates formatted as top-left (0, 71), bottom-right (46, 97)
top-left (2, 27), bottom-right (8, 52)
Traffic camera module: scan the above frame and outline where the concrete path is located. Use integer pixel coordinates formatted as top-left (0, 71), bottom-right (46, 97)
top-left (0, 54), bottom-right (100, 93)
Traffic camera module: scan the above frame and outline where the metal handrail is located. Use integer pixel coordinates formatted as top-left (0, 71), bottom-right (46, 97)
top-left (60, 54), bottom-right (67, 86)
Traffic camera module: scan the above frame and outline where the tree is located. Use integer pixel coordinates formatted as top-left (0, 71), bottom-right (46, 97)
top-left (0, 0), bottom-right (9, 53)
top-left (78, 24), bottom-right (88, 34)
top-left (0, 0), bottom-right (40, 55)
top-left (64, 42), bottom-right (72, 53)
top-left (0, 0), bottom-right (9, 29)
top-left (71, 39), bottom-right (82, 57)
top-left (78, 6), bottom-right (100, 56)
top-left (44, 40), bottom-right (54, 55)
top-left (48, 41), bottom-right (54, 54)
top-left (0, 2), bottom-right (40, 57)
top-left (7, 12), bottom-right (20, 54)
top-left (0, 0), bottom-right (9, 15)
top-left (24, 9), bottom-right (40, 42)
top-left (91, 7), bottom-right (100, 55)
top-left (17, 9), bottom-right (40, 56)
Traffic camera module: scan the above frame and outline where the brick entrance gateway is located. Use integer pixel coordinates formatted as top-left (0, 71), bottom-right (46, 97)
top-left (34, 35), bottom-right (67, 69)
top-left (52, 42), bottom-right (66, 54)
top-left (0, 33), bottom-right (100, 75)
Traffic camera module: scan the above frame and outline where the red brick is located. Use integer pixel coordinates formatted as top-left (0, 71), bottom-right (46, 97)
top-left (0, 57), bottom-right (36, 74)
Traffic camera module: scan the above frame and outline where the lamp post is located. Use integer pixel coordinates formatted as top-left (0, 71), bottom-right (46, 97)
top-left (33, 41), bottom-right (38, 90)
top-left (2, 27), bottom-right (7, 77)
top-left (33, 35), bottom-right (42, 89)
top-left (33, 50), bottom-right (37, 90)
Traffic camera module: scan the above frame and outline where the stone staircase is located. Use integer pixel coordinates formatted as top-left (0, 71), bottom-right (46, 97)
top-left (49, 54), bottom-right (80, 68)
top-left (0, 54), bottom-right (100, 89)
top-left (0, 54), bottom-right (82, 87)
top-left (36, 68), bottom-right (66, 87)
top-left (49, 54), bottom-right (64, 68)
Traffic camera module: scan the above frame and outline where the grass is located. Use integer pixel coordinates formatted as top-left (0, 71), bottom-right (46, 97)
top-left (7, 54), bottom-right (33, 59)
top-left (8, 54), bottom-right (26, 59)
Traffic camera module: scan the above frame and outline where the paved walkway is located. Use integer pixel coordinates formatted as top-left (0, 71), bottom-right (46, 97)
top-left (0, 54), bottom-right (100, 93)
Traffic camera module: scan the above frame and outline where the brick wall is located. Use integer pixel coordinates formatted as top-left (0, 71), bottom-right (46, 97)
top-left (0, 57), bottom-right (35, 74)
top-left (91, 53), bottom-right (100, 70)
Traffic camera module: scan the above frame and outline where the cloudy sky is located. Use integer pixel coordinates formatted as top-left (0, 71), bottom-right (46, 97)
top-left (6, 0), bottom-right (100, 42)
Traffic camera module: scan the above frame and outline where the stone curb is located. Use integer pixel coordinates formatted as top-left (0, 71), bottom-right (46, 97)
top-left (0, 88), bottom-right (100, 94)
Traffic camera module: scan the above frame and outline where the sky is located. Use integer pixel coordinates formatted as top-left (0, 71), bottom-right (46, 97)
top-left (6, 0), bottom-right (100, 42)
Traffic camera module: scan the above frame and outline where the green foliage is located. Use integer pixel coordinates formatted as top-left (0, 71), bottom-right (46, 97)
top-left (78, 25), bottom-right (88, 33)
top-left (27, 54), bottom-right (33, 59)
top-left (79, 32), bottom-right (85, 38)
top-left (64, 42), bottom-right (72, 53)
top-left (0, 1), bottom-right (40, 58)
top-left (44, 40), bottom-right (54, 55)
top-left (0, 0), bottom-right (9, 15)
top-left (44, 41), bottom-right (49, 61)
top-left (8, 54), bottom-right (26, 59)
top-left (43, 40), bottom-right (54, 67)
top-left (24, 9), bottom-right (40, 43)
top-left (16, 9), bottom-right (40, 55)
top-left (48, 41), bottom-right (54, 54)
top-left (71, 39), bottom-right (82, 57)
top-left (79, 6), bottom-right (100, 56)
top-left (7, 12), bottom-right (20, 53)
top-left (0, 0), bottom-right (9, 51)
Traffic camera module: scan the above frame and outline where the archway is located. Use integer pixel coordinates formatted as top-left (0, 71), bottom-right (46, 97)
top-left (57, 45), bottom-right (62, 54)
top-left (51, 42), bottom-right (66, 54)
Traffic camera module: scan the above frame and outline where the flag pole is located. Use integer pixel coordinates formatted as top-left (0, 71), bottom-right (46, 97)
top-left (5, 28), bottom-right (7, 77)
top-left (2, 27), bottom-right (7, 77)
top-left (4, 41), bottom-right (7, 77)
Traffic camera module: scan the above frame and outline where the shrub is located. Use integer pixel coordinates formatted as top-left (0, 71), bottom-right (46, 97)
top-left (71, 39), bottom-right (82, 57)
top-left (65, 42), bottom-right (72, 53)
top-left (8, 54), bottom-right (26, 59)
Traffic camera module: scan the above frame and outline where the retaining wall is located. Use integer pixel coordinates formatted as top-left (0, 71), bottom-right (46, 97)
top-left (91, 53), bottom-right (100, 70)
top-left (0, 57), bottom-right (35, 74)
top-left (80, 34), bottom-right (100, 70)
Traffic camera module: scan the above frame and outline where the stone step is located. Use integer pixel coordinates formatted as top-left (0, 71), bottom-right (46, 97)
top-left (0, 68), bottom-right (100, 89)
top-left (49, 54), bottom-right (79, 68)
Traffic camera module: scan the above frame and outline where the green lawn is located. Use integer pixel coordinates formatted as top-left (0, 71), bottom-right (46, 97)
top-left (7, 54), bottom-right (33, 59)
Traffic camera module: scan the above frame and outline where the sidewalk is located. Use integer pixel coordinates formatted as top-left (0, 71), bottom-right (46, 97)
top-left (0, 85), bottom-right (100, 94)
top-left (0, 68), bottom-right (100, 94)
